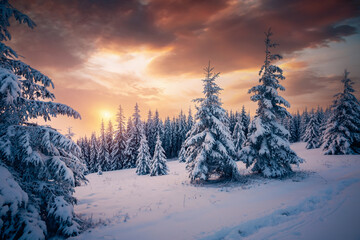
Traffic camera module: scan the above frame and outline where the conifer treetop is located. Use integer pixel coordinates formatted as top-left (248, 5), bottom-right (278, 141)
top-left (249, 28), bottom-right (290, 121)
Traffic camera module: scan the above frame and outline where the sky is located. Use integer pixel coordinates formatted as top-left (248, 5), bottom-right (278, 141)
top-left (8, 0), bottom-right (360, 138)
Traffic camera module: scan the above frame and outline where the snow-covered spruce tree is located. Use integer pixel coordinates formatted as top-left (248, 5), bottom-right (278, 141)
top-left (174, 110), bottom-right (187, 156)
top-left (111, 105), bottom-right (127, 170)
top-left (163, 117), bottom-right (173, 158)
top-left (323, 70), bottom-right (360, 155)
top-left (228, 110), bottom-right (237, 135)
top-left (78, 136), bottom-right (91, 173)
top-left (289, 111), bottom-right (301, 143)
top-left (300, 108), bottom-right (310, 141)
top-left (124, 103), bottom-right (142, 168)
top-left (0, 1), bottom-right (86, 238)
top-left (136, 128), bottom-right (151, 175)
top-left (187, 107), bottom-right (194, 134)
top-left (106, 120), bottom-right (114, 163)
top-left (149, 109), bottom-right (164, 155)
top-left (183, 63), bottom-right (240, 182)
top-left (150, 133), bottom-right (169, 176)
top-left (240, 106), bottom-right (250, 137)
top-left (232, 115), bottom-right (246, 159)
top-left (239, 29), bottom-right (303, 178)
top-left (89, 132), bottom-right (99, 173)
top-left (303, 113), bottom-right (321, 149)
top-left (97, 120), bottom-right (110, 171)
top-left (318, 107), bottom-right (331, 145)
top-left (65, 126), bottom-right (75, 140)
top-left (145, 110), bottom-right (155, 154)
top-left (178, 109), bottom-right (192, 163)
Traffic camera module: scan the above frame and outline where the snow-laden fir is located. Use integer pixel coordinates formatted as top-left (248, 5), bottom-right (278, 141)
top-left (0, 1), bottom-right (86, 238)
top-left (136, 129), bottom-right (151, 175)
top-left (303, 112), bottom-right (321, 149)
top-left (240, 29), bottom-right (303, 178)
top-left (150, 133), bottom-right (169, 176)
top-left (322, 70), bottom-right (360, 155)
top-left (97, 120), bottom-right (110, 171)
top-left (110, 105), bottom-right (127, 170)
top-left (232, 114), bottom-right (246, 159)
top-left (124, 103), bottom-right (142, 168)
top-left (183, 63), bottom-right (241, 182)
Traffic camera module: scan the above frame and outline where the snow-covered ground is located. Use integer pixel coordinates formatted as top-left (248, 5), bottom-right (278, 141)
top-left (72, 143), bottom-right (360, 240)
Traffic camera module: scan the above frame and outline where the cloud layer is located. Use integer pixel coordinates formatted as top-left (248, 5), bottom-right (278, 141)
top-left (7, 0), bottom-right (360, 137)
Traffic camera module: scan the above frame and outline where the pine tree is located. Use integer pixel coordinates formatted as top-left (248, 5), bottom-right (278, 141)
top-left (65, 126), bottom-right (75, 140)
top-left (98, 120), bottom-right (110, 171)
top-left (239, 29), bottom-right (303, 178)
top-left (300, 108), bottom-right (310, 140)
top-left (78, 136), bottom-right (91, 173)
top-left (106, 120), bottom-right (114, 164)
top-left (229, 110), bottom-right (237, 135)
top-left (171, 117), bottom-right (178, 157)
top-left (89, 132), bottom-right (99, 173)
top-left (319, 107), bottom-right (330, 145)
top-left (145, 110), bottom-right (155, 154)
top-left (232, 115), bottom-right (246, 159)
top-left (124, 103), bottom-right (142, 168)
top-left (136, 129), bottom-right (151, 175)
top-left (0, 2), bottom-right (86, 238)
top-left (151, 110), bottom-right (164, 154)
top-left (111, 105), bottom-right (127, 170)
top-left (240, 106), bottom-right (250, 137)
top-left (150, 133), bottom-right (169, 176)
top-left (183, 63), bottom-right (240, 182)
top-left (289, 111), bottom-right (301, 143)
top-left (303, 113), bottom-right (321, 149)
top-left (175, 110), bottom-right (187, 156)
top-left (126, 116), bottom-right (133, 137)
top-left (163, 117), bottom-right (173, 158)
top-left (187, 107), bottom-right (194, 134)
top-left (323, 70), bottom-right (360, 155)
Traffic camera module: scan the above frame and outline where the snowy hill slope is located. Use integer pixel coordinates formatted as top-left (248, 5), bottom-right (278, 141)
top-left (72, 143), bottom-right (360, 240)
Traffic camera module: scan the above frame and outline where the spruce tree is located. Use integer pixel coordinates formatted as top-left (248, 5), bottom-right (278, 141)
top-left (240, 106), bottom-right (250, 137)
top-left (232, 115), bottom-right (246, 159)
top-left (289, 111), bottom-right (301, 143)
top-left (106, 120), bottom-right (114, 163)
top-left (323, 70), bottom-right (360, 155)
top-left (89, 132), bottom-right (99, 173)
top-left (184, 63), bottom-right (240, 182)
top-left (239, 29), bottom-right (303, 178)
top-left (187, 107), bottom-right (194, 134)
top-left (65, 127), bottom-right (75, 140)
top-left (136, 129), bottom-right (151, 175)
top-left (150, 133), bottom-right (169, 176)
top-left (300, 108), bottom-right (310, 140)
top-left (229, 110), bottom-right (237, 135)
top-left (151, 110), bottom-right (164, 154)
top-left (124, 103), bottom-right (142, 168)
top-left (303, 113), bottom-right (321, 149)
top-left (78, 136), bottom-right (91, 173)
top-left (145, 110), bottom-right (155, 154)
top-left (0, 1), bottom-right (86, 238)
top-left (163, 117), bottom-right (173, 158)
top-left (111, 105), bottom-right (127, 170)
top-left (98, 120), bottom-right (110, 171)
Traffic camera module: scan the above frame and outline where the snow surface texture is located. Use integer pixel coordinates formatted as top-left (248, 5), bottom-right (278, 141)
top-left (71, 143), bottom-right (360, 240)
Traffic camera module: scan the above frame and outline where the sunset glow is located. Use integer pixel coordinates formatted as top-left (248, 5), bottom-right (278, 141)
top-left (9, 0), bottom-right (359, 138)
top-left (100, 110), bottom-right (112, 120)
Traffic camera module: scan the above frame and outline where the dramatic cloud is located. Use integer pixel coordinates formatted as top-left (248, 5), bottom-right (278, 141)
top-left (11, 0), bottom-right (359, 73)
top-left (7, 0), bottom-right (360, 137)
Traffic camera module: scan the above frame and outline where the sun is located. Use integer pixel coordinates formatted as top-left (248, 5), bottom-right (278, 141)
top-left (101, 110), bottom-right (112, 120)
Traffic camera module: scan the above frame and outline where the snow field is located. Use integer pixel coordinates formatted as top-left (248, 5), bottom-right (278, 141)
top-left (72, 143), bottom-right (360, 240)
